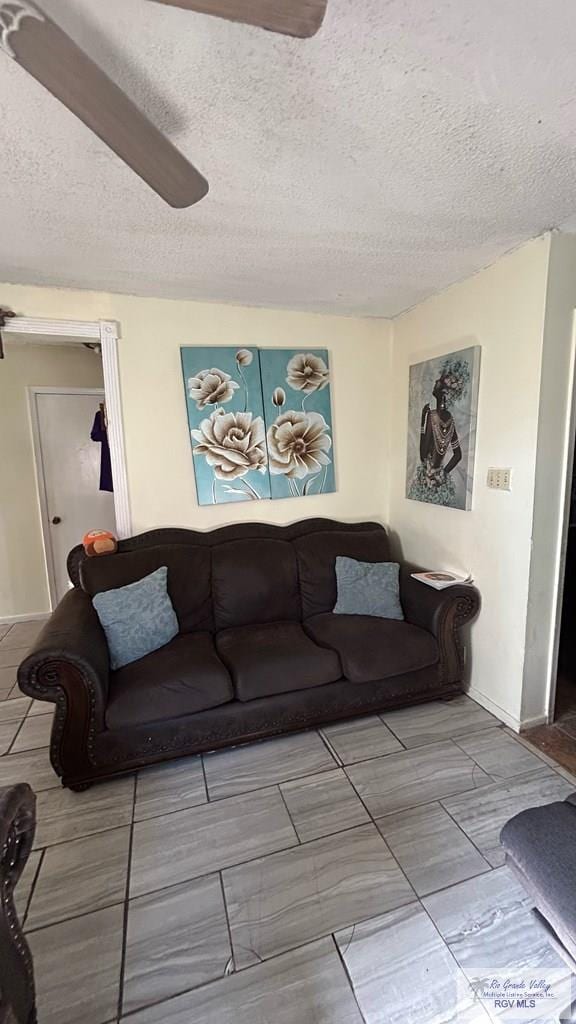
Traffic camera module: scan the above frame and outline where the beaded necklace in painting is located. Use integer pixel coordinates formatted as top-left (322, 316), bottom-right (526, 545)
top-left (430, 410), bottom-right (455, 457)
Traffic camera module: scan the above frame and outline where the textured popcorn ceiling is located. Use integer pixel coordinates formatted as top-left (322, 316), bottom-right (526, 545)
top-left (2, 0), bottom-right (576, 316)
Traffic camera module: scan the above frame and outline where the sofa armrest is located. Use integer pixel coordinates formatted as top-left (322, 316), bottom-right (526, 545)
top-left (0, 783), bottom-right (36, 1023)
top-left (399, 563), bottom-right (480, 683)
top-left (17, 589), bottom-right (110, 779)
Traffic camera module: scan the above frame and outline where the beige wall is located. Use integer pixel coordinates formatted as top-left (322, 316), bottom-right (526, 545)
top-left (109, 295), bottom-right (390, 534)
top-left (0, 342), bottom-right (104, 619)
top-left (0, 282), bottom-right (391, 612)
top-left (388, 236), bottom-right (551, 728)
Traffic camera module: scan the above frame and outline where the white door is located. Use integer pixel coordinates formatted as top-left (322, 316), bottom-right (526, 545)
top-left (34, 391), bottom-right (117, 605)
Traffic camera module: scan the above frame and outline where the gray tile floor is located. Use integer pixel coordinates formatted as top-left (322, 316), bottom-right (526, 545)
top-left (1, 620), bottom-right (576, 1023)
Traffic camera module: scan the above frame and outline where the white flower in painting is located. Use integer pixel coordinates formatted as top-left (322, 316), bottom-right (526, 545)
top-left (267, 410), bottom-right (332, 479)
top-left (235, 349), bottom-right (253, 367)
top-left (272, 387), bottom-right (286, 407)
top-left (286, 353), bottom-right (329, 394)
top-left (191, 409), bottom-right (267, 480)
top-left (188, 368), bottom-right (239, 410)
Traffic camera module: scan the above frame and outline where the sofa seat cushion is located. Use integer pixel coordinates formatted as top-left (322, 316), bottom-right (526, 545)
top-left (106, 633), bottom-right (233, 729)
top-left (304, 613), bottom-right (439, 684)
top-left (216, 621), bottom-right (342, 702)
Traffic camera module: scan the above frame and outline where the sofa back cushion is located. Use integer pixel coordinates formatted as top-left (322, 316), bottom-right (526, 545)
top-left (80, 544), bottom-right (213, 633)
top-left (212, 539), bottom-right (300, 630)
top-left (74, 521), bottom-right (390, 637)
top-left (295, 528), bottom-right (392, 618)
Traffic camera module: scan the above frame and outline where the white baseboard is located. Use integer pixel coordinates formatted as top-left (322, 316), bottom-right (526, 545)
top-left (466, 684), bottom-right (549, 733)
top-left (466, 685), bottom-right (521, 732)
top-left (518, 713), bottom-right (550, 731)
top-left (0, 612), bottom-right (50, 625)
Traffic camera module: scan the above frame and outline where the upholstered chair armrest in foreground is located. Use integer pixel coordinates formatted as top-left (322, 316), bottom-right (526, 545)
top-left (0, 783), bottom-right (37, 1024)
top-left (17, 589), bottom-right (110, 789)
top-left (399, 563), bottom-right (480, 684)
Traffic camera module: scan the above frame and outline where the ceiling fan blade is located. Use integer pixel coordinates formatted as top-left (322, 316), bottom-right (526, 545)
top-left (149, 0), bottom-right (328, 38)
top-left (0, 2), bottom-right (208, 208)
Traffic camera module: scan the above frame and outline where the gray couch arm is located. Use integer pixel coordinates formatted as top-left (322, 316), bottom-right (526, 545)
top-left (399, 564), bottom-right (480, 683)
top-left (17, 589), bottom-right (110, 782)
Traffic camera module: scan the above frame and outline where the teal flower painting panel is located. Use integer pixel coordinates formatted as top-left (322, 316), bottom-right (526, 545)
top-left (260, 349), bottom-right (336, 500)
top-left (181, 346), bottom-right (271, 506)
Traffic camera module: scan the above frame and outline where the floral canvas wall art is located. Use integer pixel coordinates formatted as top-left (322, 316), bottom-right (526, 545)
top-left (260, 349), bottom-right (336, 499)
top-left (181, 346), bottom-right (336, 504)
top-left (406, 345), bottom-right (481, 511)
top-left (181, 346), bottom-right (271, 506)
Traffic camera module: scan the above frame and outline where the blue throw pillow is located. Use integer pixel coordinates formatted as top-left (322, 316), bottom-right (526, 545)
top-left (333, 557), bottom-right (404, 620)
top-left (92, 566), bottom-right (179, 670)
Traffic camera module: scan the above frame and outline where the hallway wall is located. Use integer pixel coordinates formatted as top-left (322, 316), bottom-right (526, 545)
top-left (0, 343), bottom-right (104, 620)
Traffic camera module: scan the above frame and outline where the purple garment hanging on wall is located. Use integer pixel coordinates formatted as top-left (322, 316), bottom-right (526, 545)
top-left (90, 410), bottom-right (114, 492)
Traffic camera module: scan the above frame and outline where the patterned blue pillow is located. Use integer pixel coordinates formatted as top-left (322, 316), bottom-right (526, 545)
top-left (333, 557), bottom-right (404, 620)
top-left (92, 566), bottom-right (179, 670)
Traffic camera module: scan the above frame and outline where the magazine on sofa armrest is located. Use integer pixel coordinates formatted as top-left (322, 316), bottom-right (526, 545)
top-left (411, 571), bottom-right (473, 591)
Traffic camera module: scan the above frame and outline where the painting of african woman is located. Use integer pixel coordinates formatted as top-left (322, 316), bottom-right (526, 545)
top-left (406, 346), bottom-right (481, 510)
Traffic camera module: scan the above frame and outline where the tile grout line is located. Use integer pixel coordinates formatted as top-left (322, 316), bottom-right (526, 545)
top-left (347, 755), bottom-right (555, 828)
top-left (341, 738), bottom-right (559, 873)
top-left (376, 713), bottom-right (408, 750)
top-left (130, 825), bottom-right (364, 906)
top-left (5, 714), bottom-right (28, 756)
top-left (275, 783), bottom-right (302, 844)
top-left (341, 755), bottom-right (477, 826)
top-left (333, 763), bottom-right (419, 900)
top-left (205, 761), bottom-right (339, 805)
top-left (330, 932), bottom-right (369, 1024)
top-left (119, 979), bottom-right (209, 1021)
top-left (23, 822), bottom-right (135, 934)
top-left (31, 814), bottom-right (134, 856)
top-left (506, 725), bottom-right (574, 768)
top-left (117, 773), bottom-right (138, 1021)
top-left (228, 884), bottom-right (418, 974)
top-left (317, 727), bottom-right (344, 767)
top-left (417, 796), bottom-right (494, 871)
top-left (450, 729), bottom-right (554, 779)
top-left (21, 847), bottom-right (45, 931)
top-left (25, 895), bottom-right (127, 937)
top-left (133, 795), bottom-right (208, 826)
top-left (378, 710), bottom-right (503, 746)
top-left (117, 921), bottom-right (400, 1022)
top-left (217, 870), bottom-right (236, 977)
top-left (418, 897), bottom-right (483, 1012)
top-left (199, 753), bottom-right (210, 803)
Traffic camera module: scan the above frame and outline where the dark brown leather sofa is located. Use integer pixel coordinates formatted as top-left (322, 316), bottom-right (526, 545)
top-left (18, 519), bottom-right (479, 790)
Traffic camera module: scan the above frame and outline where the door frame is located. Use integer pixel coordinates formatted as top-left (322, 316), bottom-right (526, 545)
top-left (29, 387), bottom-right (109, 610)
top-left (544, 313), bottom-right (576, 723)
top-left (5, 317), bottom-right (131, 611)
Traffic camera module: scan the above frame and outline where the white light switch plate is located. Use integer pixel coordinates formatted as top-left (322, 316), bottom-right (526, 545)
top-left (487, 467), bottom-right (511, 490)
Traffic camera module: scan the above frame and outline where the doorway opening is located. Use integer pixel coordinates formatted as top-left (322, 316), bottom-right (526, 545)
top-left (29, 386), bottom-right (118, 607)
top-left (0, 317), bottom-right (129, 621)
top-left (524, 330), bottom-right (576, 775)
top-left (552, 445), bottom-right (576, 727)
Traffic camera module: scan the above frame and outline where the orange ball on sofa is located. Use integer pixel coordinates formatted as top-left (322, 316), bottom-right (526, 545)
top-left (82, 529), bottom-right (118, 557)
